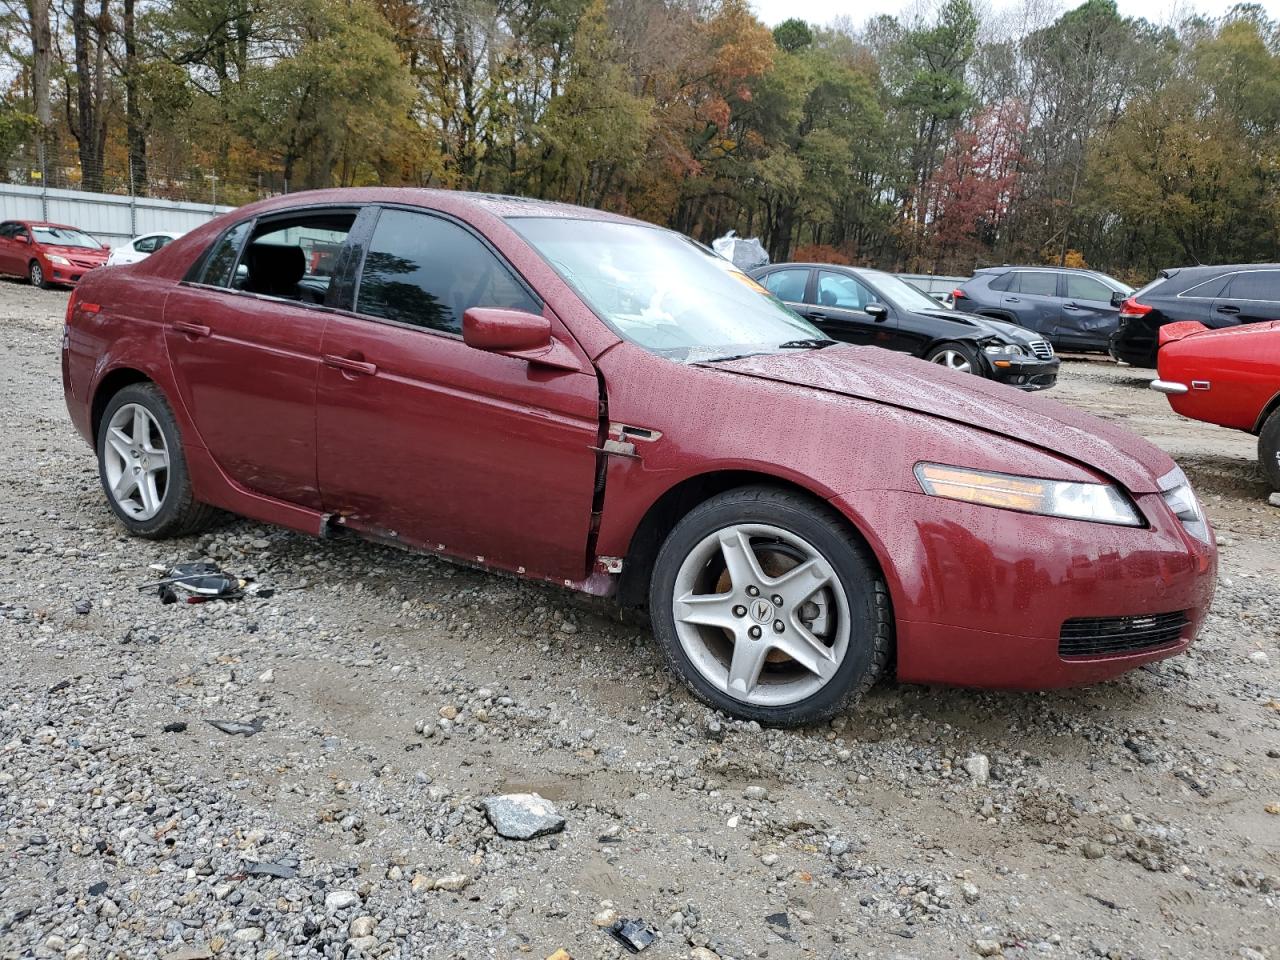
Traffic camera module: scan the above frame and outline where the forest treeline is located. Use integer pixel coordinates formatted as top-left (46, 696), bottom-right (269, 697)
top-left (2, 0), bottom-right (1279, 277)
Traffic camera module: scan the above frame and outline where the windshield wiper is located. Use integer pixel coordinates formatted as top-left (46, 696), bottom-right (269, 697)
top-left (777, 338), bottom-right (839, 350)
top-left (699, 353), bottom-right (761, 364)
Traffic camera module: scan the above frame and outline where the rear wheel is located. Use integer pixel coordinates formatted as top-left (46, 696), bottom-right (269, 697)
top-left (925, 341), bottom-right (980, 375)
top-left (96, 382), bottom-right (216, 538)
top-left (1259, 408), bottom-right (1280, 491)
top-left (28, 260), bottom-right (48, 289)
top-left (649, 486), bottom-right (892, 726)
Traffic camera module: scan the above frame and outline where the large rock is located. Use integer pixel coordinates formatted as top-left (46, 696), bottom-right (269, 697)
top-left (483, 793), bottom-right (565, 840)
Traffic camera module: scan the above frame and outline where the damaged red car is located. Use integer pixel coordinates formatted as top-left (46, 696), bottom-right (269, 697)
top-left (62, 189), bottom-right (1218, 725)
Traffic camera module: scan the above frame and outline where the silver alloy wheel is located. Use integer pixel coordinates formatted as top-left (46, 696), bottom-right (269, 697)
top-left (29, 262), bottom-right (43, 286)
top-left (931, 349), bottom-right (972, 373)
top-left (671, 523), bottom-right (850, 707)
top-left (103, 403), bottom-right (170, 520)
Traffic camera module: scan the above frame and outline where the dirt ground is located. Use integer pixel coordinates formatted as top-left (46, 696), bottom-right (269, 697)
top-left (0, 279), bottom-right (1276, 960)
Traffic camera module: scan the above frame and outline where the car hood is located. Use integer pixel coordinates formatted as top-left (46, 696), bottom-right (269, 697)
top-left (711, 346), bottom-right (1173, 492)
top-left (42, 244), bottom-right (108, 259)
top-left (914, 308), bottom-right (1042, 345)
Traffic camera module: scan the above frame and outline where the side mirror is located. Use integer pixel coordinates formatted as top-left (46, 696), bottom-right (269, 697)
top-left (865, 303), bottom-right (889, 321)
top-left (462, 307), bottom-right (582, 372)
top-left (15, 234), bottom-right (29, 243)
top-left (1110, 291), bottom-right (1126, 307)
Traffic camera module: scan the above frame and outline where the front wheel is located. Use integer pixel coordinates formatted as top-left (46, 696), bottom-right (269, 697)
top-left (649, 486), bottom-right (892, 726)
top-left (1259, 408), bottom-right (1280, 491)
top-left (29, 260), bottom-right (48, 289)
top-left (96, 382), bottom-right (216, 538)
top-left (925, 341), bottom-right (980, 375)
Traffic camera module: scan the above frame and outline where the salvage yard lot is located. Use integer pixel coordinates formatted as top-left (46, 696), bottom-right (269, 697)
top-left (1, 280), bottom-right (1277, 960)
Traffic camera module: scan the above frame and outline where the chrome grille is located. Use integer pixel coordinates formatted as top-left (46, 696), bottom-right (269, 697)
top-left (1059, 611), bottom-right (1188, 658)
top-left (1029, 340), bottom-right (1054, 360)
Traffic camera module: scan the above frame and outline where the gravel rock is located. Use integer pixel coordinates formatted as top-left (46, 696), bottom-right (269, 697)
top-left (974, 939), bottom-right (1003, 957)
top-left (482, 793), bottom-right (565, 839)
top-left (964, 753), bottom-right (991, 784)
top-left (324, 890), bottom-right (361, 911)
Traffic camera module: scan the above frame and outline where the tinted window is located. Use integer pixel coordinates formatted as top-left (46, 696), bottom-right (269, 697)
top-left (1222, 270), bottom-right (1280, 302)
top-left (134, 236), bottom-right (157, 253)
top-left (1064, 274), bottom-right (1114, 302)
top-left (1180, 274), bottom-right (1231, 299)
top-left (1015, 271), bottom-right (1058, 297)
top-left (761, 268), bottom-right (809, 303)
top-left (815, 271), bottom-right (873, 309)
top-left (202, 221), bottom-right (253, 287)
top-left (988, 272), bottom-right (1014, 292)
top-left (356, 209), bottom-right (538, 334)
top-left (0, 222), bottom-right (16, 239)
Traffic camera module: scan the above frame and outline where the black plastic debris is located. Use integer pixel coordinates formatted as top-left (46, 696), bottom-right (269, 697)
top-left (48, 679), bottom-right (72, 694)
top-left (161, 721), bottom-right (188, 733)
top-left (74, 599), bottom-right (92, 615)
top-left (242, 861), bottom-right (298, 880)
top-left (205, 718), bottom-right (264, 737)
top-left (607, 918), bottom-right (658, 953)
top-left (142, 562), bottom-right (257, 604)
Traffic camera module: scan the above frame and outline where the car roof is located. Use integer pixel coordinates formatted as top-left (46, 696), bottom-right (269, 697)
top-left (974, 265), bottom-right (1107, 275)
top-left (1160, 263), bottom-right (1280, 277)
top-left (18, 221), bottom-right (82, 230)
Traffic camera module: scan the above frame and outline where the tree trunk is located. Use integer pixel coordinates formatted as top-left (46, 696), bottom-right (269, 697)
top-left (26, 0), bottom-right (52, 131)
top-left (123, 0), bottom-right (146, 195)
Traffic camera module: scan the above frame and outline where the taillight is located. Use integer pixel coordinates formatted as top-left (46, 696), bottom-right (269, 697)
top-left (1119, 297), bottom-right (1152, 319)
top-left (65, 288), bottom-right (79, 322)
top-left (953, 288), bottom-right (966, 300)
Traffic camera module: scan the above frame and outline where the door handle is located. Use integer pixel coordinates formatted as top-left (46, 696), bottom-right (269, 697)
top-left (1064, 302), bottom-right (1083, 310)
top-left (808, 310), bottom-right (829, 320)
top-left (171, 320), bottom-right (211, 338)
top-left (323, 354), bottom-right (377, 376)
top-left (1217, 304), bottom-right (1240, 315)
top-left (1005, 296), bottom-right (1021, 303)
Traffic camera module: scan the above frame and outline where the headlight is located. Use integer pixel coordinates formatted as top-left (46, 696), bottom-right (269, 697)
top-left (1159, 468), bottom-right (1210, 543)
top-left (983, 343), bottom-right (1025, 356)
top-left (915, 463), bottom-right (1142, 526)
top-left (47, 255), bottom-right (70, 266)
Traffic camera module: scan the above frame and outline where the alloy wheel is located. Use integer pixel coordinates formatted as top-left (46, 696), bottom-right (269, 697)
top-left (102, 403), bottom-right (170, 520)
top-left (671, 523), bottom-right (850, 707)
top-left (931, 349), bottom-right (972, 372)
top-left (29, 263), bottom-right (43, 287)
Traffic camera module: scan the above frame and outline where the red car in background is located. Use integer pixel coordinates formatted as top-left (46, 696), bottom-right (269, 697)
top-left (1152, 321), bottom-right (1280, 491)
top-left (0, 219), bottom-right (110, 288)
top-left (62, 188), bottom-right (1217, 725)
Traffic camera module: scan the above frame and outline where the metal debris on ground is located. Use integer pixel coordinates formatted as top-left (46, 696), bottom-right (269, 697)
top-left (205, 718), bottom-right (265, 737)
top-left (240, 861), bottom-right (298, 880)
top-left (141, 562), bottom-right (274, 604)
top-left (606, 918), bottom-right (658, 953)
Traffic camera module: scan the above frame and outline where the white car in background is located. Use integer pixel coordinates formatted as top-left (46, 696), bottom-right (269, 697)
top-left (106, 231), bottom-right (184, 266)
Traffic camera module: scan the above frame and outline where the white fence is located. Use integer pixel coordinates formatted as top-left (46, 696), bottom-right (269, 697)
top-left (0, 183), bottom-right (234, 246)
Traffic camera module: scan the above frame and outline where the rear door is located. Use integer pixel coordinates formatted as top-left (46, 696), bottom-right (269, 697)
top-left (1060, 273), bottom-right (1121, 347)
top-left (1001, 270), bottom-right (1062, 338)
top-left (315, 205), bottom-right (601, 581)
top-left (1211, 270), bottom-right (1280, 326)
top-left (0, 222), bottom-right (25, 275)
top-left (805, 270), bottom-right (895, 347)
top-left (163, 207), bottom-right (362, 508)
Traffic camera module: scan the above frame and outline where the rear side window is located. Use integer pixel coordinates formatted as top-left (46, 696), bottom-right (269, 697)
top-left (135, 236), bottom-right (158, 253)
top-left (1222, 270), bottom-right (1280, 302)
top-left (1179, 274), bottom-right (1232, 299)
top-left (201, 221), bottom-right (252, 287)
top-left (1014, 271), bottom-right (1059, 297)
top-left (987, 273), bottom-right (1014, 292)
top-left (355, 208), bottom-right (538, 334)
top-left (761, 268), bottom-right (809, 303)
top-left (1065, 274), bottom-right (1114, 302)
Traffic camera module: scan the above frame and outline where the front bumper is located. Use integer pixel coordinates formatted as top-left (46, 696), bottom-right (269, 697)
top-left (986, 355), bottom-right (1060, 391)
top-left (831, 488), bottom-right (1217, 689)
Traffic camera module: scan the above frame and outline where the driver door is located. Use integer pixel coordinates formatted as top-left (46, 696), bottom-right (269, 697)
top-left (805, 270), bottom-right (895, 347)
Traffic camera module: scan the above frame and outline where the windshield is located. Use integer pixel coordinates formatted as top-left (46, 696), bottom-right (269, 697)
top-left (509, 217), bottom-right (823, 362)
top-left (862, 269), bottom-right (947, 312)
top-left (33, 226), bottom-right (101, 249)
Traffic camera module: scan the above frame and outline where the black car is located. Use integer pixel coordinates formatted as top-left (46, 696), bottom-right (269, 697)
top-left (953, 266), bottom-right (1134, 352)
top-left (1109, 263), bottom-right (1280, 368)
top-left (752, 263), bottom-right (1060, 390)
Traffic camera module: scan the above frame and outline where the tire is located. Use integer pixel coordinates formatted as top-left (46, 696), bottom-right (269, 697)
top-left (1259, 408), bottom-right (1280, 491)
top-left (96, 382), bottom-right (216, 538)
top-left (648, 485), bottom-right (892, 726)
top-left (29, 260), bottom-right (48, 289)
top-left (925, 341), bottom-right (981, 375)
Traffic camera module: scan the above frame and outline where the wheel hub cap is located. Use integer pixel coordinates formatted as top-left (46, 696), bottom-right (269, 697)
top-left (102, 403), bottom-right (169, 521)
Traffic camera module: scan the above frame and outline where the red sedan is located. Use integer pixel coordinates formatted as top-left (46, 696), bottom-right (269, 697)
top-left (1152, 321), bottom-right (1280, 490)
top-left (62, 189), bottom-right (1217, 725)
top-left (0, 219), bottom-right (109, 287)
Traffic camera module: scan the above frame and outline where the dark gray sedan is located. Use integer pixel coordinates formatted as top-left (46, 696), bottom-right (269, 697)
top-left (752, 263), bottom-right (1061, 390)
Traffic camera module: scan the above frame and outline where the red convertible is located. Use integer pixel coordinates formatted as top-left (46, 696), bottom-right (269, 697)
top-left (62, 189), bottom-right (1217, 725)
top-left (1152, 321), bottom-right (1280, 491)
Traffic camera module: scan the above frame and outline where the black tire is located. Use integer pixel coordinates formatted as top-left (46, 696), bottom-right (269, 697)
top-left (29, 260), bottom-right (48, 289)
top-left (648, 485), bottom-right (892, 726)
top-left (924, 340), bottom-right (981, 375)
top-left (96, 382), bottom-right (217, 538)
top-left (1259, 408), bottom-right (1280, 491)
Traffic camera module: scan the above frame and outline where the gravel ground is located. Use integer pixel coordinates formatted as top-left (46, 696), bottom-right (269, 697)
top-left (1, 279), bottom-right (1277, 960)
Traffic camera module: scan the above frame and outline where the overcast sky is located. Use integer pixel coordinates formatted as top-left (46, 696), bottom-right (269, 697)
top-left (750, 0), bottom-right (1280, 29)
